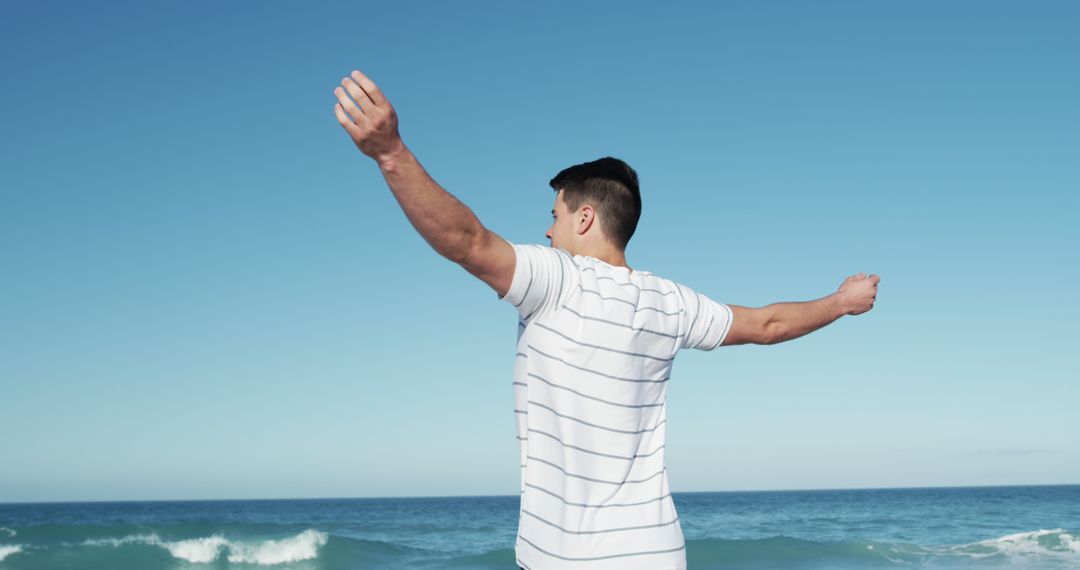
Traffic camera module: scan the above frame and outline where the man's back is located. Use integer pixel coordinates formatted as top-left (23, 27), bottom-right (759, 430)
top-left (502, 242), bottom-right (732, 570)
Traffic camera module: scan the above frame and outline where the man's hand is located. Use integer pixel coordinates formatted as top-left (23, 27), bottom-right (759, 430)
top-left (836, 273), bottom-right (880, 316)
top-left (333, 70), bottom-right (405, 163)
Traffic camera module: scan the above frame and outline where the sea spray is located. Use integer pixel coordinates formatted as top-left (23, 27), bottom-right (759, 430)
top-left (225, 529), bottom-right (328, 565)
top-left (162, 535), bottom-right (229, 563)
top-left (944, 528), bottom-right (1080, 562)
top-left (0, 526), bottom-right (18, 562)
top-left (82, 529), bottom-right (328, 565)
top-left (0, 544), bottom-right (24, 562)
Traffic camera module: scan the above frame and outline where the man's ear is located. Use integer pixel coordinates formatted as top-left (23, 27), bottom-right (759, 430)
top-left (576, 205), bottom-right (596, 235)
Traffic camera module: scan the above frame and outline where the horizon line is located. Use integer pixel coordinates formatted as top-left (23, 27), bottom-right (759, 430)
top-left (2, 481), bottom-right (1077, 506)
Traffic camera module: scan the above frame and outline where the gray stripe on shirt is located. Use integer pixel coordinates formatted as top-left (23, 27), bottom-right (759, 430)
top-left (579, 266), bottom-right (677, 296)
top-left (560, 304), bottom-right (680, 339)
top-left (528, 427), bottom-right (665, 461)
top-left (524, 482), bottom-right (672, 508)
top-left (527, 455), bottom-right (665, 485)
top-left (528, 400), bottom-right (667, 435)
top-left (526, 345), bottom-right (669, 384)
top-left (514, 261), bottom-right (535, 308)
top-left (584, 270), bottom-right (639, 290)
top-left (636, 305), bottom-right (684, 316)
top-left (698, 296), bottom-right (717, 347)
top-left (567, 284), bottom-right (686, 315)
top-left (576, 283), bottom-right (637, 307)
top-left (534, 322), bottom-right (674, 362)
top-left (522, 508), bottom-right (680, 534)
top-left (526, 372), bottom-right (663, 409)
top-left (688, 291), bottom-right (703, 342)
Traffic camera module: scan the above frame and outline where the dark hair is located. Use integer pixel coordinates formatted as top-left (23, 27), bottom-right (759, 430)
top-left (549, 157), bottom-right (641, 250)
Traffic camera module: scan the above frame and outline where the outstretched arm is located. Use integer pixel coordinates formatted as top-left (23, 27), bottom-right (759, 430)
top-left (723, 273), bottom-right (880, 345)
top-left (332, 69), bottom-right (515, 297)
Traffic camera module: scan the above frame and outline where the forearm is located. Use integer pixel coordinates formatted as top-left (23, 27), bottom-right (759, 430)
top-left (765, 294), bottom-right (847, 344)
top-left (375, 143), bottom-right (484, 263)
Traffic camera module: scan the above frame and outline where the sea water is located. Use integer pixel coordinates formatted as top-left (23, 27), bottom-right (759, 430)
top-left (1, 484), bottom-right (1077, 568)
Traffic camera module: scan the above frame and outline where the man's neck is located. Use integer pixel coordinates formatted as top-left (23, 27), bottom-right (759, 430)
top-left (571, 243), bottom-right (630, 271)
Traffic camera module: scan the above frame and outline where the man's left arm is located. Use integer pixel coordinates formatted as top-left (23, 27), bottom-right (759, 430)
top-left (332, 69), bottom-right (515, 297)
top-left (740, 272), bottom-right (880, 345)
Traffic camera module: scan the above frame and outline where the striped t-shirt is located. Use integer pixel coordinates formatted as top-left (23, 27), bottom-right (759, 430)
top-left (499, 241), bottom-right (734, 570)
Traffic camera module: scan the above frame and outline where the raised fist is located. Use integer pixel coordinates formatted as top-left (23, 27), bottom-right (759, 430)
top-left (837, 273), bottom-right (880, 316)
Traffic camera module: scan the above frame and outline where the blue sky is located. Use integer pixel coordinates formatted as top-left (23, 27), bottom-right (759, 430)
top-left (1, 0), bottom-right (1077, 502)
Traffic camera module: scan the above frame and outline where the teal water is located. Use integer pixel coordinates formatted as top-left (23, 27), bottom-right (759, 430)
top-left (1, 485), bottom-right (1077, 569)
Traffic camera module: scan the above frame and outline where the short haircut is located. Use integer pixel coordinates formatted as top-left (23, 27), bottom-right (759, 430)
top-left (549, 157), bottom-right (642, 250)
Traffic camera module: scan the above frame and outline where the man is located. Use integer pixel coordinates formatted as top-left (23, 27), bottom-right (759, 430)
top-left (333, 70), bottom-right (879, 570)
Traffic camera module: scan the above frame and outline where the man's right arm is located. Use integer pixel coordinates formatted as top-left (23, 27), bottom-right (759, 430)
top-left (372, 144), bottom-right (517, 298)
top-left (332, 69), bottom-right (516, 298)
top-left (722, 273), bottom-right (880, 346)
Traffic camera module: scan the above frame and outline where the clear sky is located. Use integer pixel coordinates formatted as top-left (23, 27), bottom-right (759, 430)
top-left (1, 0), bottom-right (1077, 503)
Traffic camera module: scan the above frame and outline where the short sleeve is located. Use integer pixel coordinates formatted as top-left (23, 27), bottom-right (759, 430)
top-left (498, 241), bottom-right (576, 324)
top-left (677, 283), bottom-right (734, 351)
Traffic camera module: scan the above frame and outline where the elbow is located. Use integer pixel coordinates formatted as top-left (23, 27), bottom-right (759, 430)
top-left (442, 234), bottom-right (471, 264)
top-left (443, 235), bottom-right (474, 265)
top-left (445, 224), bottom-right (485, 266)
top-left (761, 315), bottom-right (786, 345)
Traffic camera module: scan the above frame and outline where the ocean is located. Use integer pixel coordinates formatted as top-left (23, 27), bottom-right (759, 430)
top-left (1, 485), bottom-right (1077, 568)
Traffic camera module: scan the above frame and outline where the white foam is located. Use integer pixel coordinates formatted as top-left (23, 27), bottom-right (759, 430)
top-left (0, 527), bottom-right (15, 538)
top-left (226, 529), bottom-right (329, 565)
top-left (83, 533), bottom-right (162, 548)
top-left (0, 545), bottom-right (23, 561)
top-left (164, 535), bottom-right (229, 563)
top-left (947, 528), bottom-right (1080, 561)
top-left (83, 529), bottom-right (328, 565)
top-left (1062, 532), bottom-right (1080, 553)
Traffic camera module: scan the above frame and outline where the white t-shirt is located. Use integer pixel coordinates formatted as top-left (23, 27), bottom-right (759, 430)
top-left (499, 241), bottom-right (734, 570)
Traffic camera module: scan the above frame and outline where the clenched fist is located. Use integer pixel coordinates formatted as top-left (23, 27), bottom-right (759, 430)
top-left (836, 273), bottom-right (880, 316)
top-left (333, 70), bottom-right (404, 163)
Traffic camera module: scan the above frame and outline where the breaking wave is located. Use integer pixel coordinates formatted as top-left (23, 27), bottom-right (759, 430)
top-left (83, 529), bottom-right (328, 565)
top-left (0, 544), bottom-right (23, 561)
top-left (684, 528), bottom-right (1080, 567)
top-left (944, 528), bottom-right (1080, 561)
